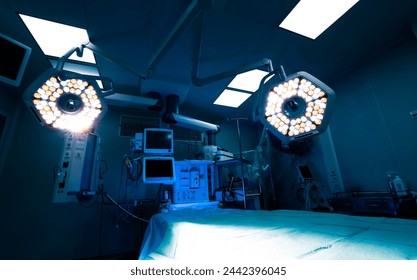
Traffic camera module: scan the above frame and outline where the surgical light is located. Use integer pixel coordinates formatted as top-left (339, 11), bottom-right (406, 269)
top-left (255, 70), bottom-right (335, 147)
top-left (23, 67), bottom-right (107, 133)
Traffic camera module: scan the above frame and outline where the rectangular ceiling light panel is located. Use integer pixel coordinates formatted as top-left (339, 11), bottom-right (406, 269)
top-left (19, 14), bottom-right (95, 64)
top-left (279, 0), bottom-right (359, 39)
top-left (228, 69), bottom-right (269, 92)
top-left (213, 89), bottom-right (251, 108)
top-left (213, 69), bottom-right (269, 108)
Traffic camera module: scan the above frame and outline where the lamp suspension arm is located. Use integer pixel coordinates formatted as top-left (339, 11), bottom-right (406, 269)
top-left (147, 0), bottom-right (205, 77)
top-left (193, 58), bottom-right (274, 86)
top-left (57, 0), bottom-right (208, 82)
top-left (55, 46), bottom-right (83, 72)
top-left (53, 0), bottom-right (207, 88)
top-left (81, 0), bottom-right (205, 79)
top-left (278, 65), bottom-right (287, 80)
top-left (191, 8), bottom-right (206, 83)
top-left (83, 0), bottom-right (209, 80)
top-left (81, 42), bottom-right (149, 79)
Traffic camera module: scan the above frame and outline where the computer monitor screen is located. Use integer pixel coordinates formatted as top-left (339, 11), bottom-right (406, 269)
top-left (0, 33), bottom-right (31, 87)
top-left (143, 128), bottom-right (174, 154)
top-left (143, 156), bottom-right (175, 184)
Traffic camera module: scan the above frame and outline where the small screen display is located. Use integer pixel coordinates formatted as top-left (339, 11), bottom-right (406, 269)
top-left (0, 33), bottom-right (31, 86)
top-left (144, 128), bottom-right (173, 154)
top-left (145, 158), bottom-right (174, 178)
top-left (143, 157), bottom-right (175, 184)
top-left (0, 36), bottom-right (26, 80)
top-left (146, 130), bottom-right (172, 149)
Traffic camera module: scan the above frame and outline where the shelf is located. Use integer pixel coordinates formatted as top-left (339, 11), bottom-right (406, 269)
top-left (214, 158), bottom-right (261, 210)
top-left (214, 158), bottom-right (252, 167)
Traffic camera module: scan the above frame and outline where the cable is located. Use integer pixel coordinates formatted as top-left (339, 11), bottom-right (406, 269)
top-left (97, 182), bottom-right (105, 259)
top-left (118, 157), bottom-right (127, 200)
top-left (122, 155), bottom-right (143, 181)
top-left (97, 185), bottom-right (149, 223)
top-left (108, 200), bottom-right (148, 223)
top-left (78, 195), bottom-right (97, 208)
top-left (129, 157), bottom-right (143, 181)
top-left (99, 159), bottom-right (108, 177)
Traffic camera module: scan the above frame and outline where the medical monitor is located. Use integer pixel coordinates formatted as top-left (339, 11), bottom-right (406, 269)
top-left (143, 128), bottom-right (174, 154)
top-left (0, 32), bottom-right (32, 87)
top-left (142, 156), bottom-right (175, 184)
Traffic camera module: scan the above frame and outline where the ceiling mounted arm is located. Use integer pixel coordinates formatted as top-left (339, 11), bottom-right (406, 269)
top-left (192, 58), bottom-right (274, 86)
top-left (81, 0), bottom-right (209, 80)
top-left (146, 0), bottom-right (208, 77)
top-left (166, 113), bottom-right (219, 132)
top-left (82, 42), bottom-right (149, 79)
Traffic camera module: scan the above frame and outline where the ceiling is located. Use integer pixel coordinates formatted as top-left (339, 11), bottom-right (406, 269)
top-left (2, 0), bottom-right (417, 122)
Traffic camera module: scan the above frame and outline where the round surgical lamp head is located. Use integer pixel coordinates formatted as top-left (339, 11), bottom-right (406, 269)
top-left (23, 68), bottom-right (107, 133)
top-left (258, 71), bottom-right (335, 147)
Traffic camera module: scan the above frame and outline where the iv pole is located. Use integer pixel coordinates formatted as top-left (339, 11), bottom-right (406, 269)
top-left (228, 117), bottom-right (247, 209)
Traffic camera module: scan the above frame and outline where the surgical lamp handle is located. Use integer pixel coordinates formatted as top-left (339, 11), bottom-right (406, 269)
top-left (57, 68), bottom-right (115, 97)
top-left (251, 65), bottom-right (287, 122)
top-left (80, 74), bottom-right (114, 97)
top-left (251, 71), bottom-right (276, 122)
top-left (54, 45), bottom-right (115, 96)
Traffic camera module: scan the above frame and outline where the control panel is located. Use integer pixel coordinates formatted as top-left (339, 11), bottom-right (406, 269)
top-left (52, 133), bottom-right (100, 203)
top-left (173, 160), bottom-right (214, 204)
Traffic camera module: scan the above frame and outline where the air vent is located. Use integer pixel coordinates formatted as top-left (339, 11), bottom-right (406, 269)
top-left (171, 126), bottom-right (203, 141)
top-left (119, 115), bottom-right (160, 137)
